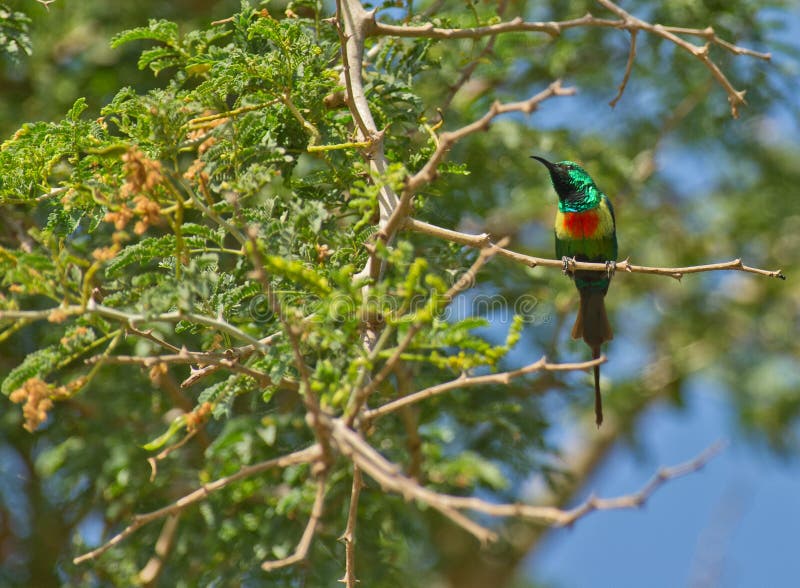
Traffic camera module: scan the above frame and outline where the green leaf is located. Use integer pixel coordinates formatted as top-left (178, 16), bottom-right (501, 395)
top-left (0, 5), bottom-right (32, 58)
top-left (110, 19), bottom-right (180, 49)
top-left (138, 46), bottom-right (181, 74)
top-left (258, 254), bottom-right (332, 295)
top-left (35, 437), bottom-right (86, 477)
top-left (1, 346), bottom-right (60, 396)
top-left (106, 235), bottom-right (177, 276)
top-left (142, 414), bottom-right (187, 450)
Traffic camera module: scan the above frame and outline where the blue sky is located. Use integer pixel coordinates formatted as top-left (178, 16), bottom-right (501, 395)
top-left (527, 383), bottom-right (800, 587)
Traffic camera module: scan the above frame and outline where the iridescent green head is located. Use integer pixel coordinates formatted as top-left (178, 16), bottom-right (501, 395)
top-left (531, 156), bottom-right (602, 212)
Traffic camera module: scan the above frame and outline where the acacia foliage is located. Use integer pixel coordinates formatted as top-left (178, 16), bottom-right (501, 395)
top-left (0, 5), bottom-right (522, 586)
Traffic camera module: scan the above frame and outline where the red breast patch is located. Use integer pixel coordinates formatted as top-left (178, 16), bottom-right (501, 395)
top-left (563, 210), bottom-right (600, 237)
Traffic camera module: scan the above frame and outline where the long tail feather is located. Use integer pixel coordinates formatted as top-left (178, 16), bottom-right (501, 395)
top-left (593, 346), bottom-right (602, 427)
top-left (572, 290), bottom-right (611, 427)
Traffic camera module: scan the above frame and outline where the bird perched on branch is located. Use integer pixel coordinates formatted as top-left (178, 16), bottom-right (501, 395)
top-left (532, 156), bottom-right (618, 426)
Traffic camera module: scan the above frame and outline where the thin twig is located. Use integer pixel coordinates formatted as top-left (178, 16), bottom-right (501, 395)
top-left (0, 301), bottom-right (279, 351)
top-left (370, 2), bottom-right (769, 117)
top-left (246, 230), bottom-right (333, 462)
top-left (371, 13), bottom-right (614, 39)
top-left (404, 217), bottom-right (786, 280)
top-left (180, 330), bottom-right (283, 388)
top-left (376, 81), bottom-right (575, 251)
top-left (262, 474), bottom-right (328, 571)
top-left (90, 352), bottom-right (274, 386)
top-left (282, 91), bottom-right (322, 147)
top-left (338, 465), bottom-right (363, 586)
top-left (332, 420), bottom-right (498, 544)
top-left (370, 9), bottom-right (769, 62)
top-left (345, 238), bottom-right (509, 425)
top-left (659, 25), bottom-right (770, 59)
top-left (437, 440), bottom-right (726, 525)
top-left (363, 355), bottom-right (605, 422)
top-left (334, 421), bottom-right (724, 533)
top-left (73, 446), bottom-right (321, 564)
top-left (186, 99), bottom-right (281, 129)
top-left (138, 513), bottom-right (181, 587)
top-left (609, 29), bottom-right (637, 108)
top-left (556, 440), bottom-right (726, 525)
top-left (125, 325), bottom-right (182, 354)
top-left (595, 0), bottom-right (752, 117)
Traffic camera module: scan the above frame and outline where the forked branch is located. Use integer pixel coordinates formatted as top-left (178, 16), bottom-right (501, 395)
top-left (334, 419), bottom-right (724, 536)
top-left (370, 0), bottom-right (770, 117)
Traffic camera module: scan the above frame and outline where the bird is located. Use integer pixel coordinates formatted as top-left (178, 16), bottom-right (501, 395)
top-left (531, 156), bottom-right (618, 426)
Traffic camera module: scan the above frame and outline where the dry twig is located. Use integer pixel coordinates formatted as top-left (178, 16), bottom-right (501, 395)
top-left (333, 420), bottom-right (724, 537)
top-left (345, 237), bottom-right (510, 425)
top-left (73, 446), bottom-right (321, 564)
top-left (262, 475), bottom-right (328, 571)
top-left (609, 29), bottom-right (638, 107)
top-left (338, 465), bottom-right (363, 587)
top-left (138, 514), bottom-right (180, 586)
top-left (404, 217), bottom-right (786, 281)
top-left (370, 0), bottom-right (770, 117)
top-left (363, 355), bottom-right (605, 422)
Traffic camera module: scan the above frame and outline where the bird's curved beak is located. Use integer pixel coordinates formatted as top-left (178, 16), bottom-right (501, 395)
top-left (530, 155), bottom-right (554, 169)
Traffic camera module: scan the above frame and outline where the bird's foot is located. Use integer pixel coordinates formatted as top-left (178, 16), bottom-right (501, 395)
top-left (561, 256), bottom-right (575, 275)
top-left (605, 260), bottom-right (617, 279)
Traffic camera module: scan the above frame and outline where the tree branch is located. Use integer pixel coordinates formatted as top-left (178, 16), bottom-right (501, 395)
top-left (550, 440), bottom-right (725, 526)
top-left (371, 13), bottom-right (616, 39)
top-left (404, 217), bottom-right (786, 280)
top-left (262, 474), bottom-right (328, 571)
top-left (338, 0), bottom-right (400, 288)
top-left (363, 355), bottom-right (605, 422)
top-left (345, 238), bottom-right (510, 425)
top-left (180, 330), bottom-right (283, 388)
top-left (420, 441), bottom-right (723, 525)
top-left (73, 445), bottom-right (321, 564)
top-left (609, 29), bottom-right (637, 108)
top-left (595, 0), bottom-right (759, 117)
top-left (0, 301), bottom-right (281, 351)
top-left (377, 81), bottom-right (575, 249)
top-left (332, 419), bottom-right (498, 545)
top-left (370, 1), bottom-right (770, 117)
top-left (338, 465), bottom-right (363, 587)
top-left (332, 420), bottom-right (724, 539)
top-left (87, 352), bottom-right (276, 387)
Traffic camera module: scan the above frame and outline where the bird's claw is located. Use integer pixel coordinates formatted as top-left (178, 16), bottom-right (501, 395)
top-left (561, 256), bottom-right (574, 275)
top-left (605, 260), bottom-right (617, 279)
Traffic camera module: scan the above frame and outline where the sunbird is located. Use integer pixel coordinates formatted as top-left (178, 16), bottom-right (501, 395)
top-left (532, 156), bottom-right (618, 426)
